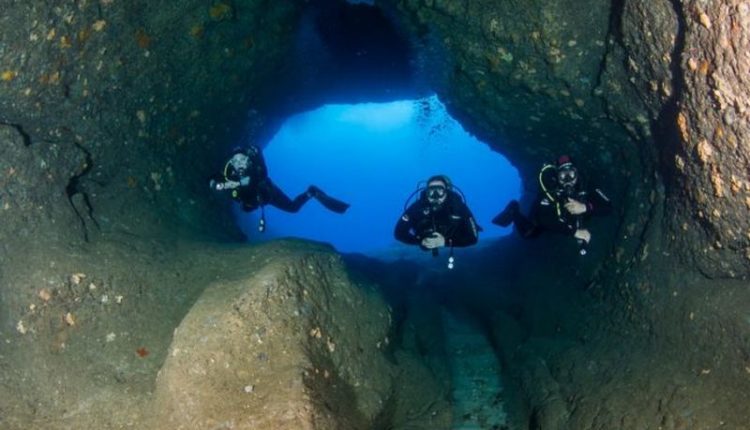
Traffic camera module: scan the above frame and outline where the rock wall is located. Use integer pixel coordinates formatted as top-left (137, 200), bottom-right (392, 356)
top-left (388, 0), bottom-right (641, 174)
top-left (0, 0), bottom-right (302, 244)
top-left (479, 234), bottom-right (750, 429)
top-left (1, 0), bottom-right (316, 352)
top-left (658, 0), bottom-right (750, 278)
top-left (2, 5), bottom-right (309, 425)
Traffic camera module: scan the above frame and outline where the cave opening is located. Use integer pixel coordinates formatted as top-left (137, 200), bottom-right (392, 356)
top-left (236, 95), bottom-right (521, 256)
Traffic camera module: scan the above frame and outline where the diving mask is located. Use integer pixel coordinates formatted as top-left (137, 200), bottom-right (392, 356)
top-left (557, 166), bottom-right (577, 187)
top-left (229, 153), bottom-right (250, 174)
top-left (427, 184), bottom-right (447, 206)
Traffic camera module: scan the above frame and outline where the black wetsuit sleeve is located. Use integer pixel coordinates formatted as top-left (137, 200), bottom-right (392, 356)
top-left (586, 187), bottom-right (613, 216)
top-left (448, 202), bottom-right (479, 247)
top-left (394, 204), bottom-right (422, 245)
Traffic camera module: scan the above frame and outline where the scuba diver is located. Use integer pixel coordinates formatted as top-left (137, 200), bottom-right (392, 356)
top-left (209, 145), bottom-right (349, 231)
top-left (492, 155), bottom-right (611, 255)
top-left (394, 175), bottom-right (479, 269)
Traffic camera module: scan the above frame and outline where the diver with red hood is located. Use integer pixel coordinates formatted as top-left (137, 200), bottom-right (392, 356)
top-left (492, 155), bottom-right (611, 254)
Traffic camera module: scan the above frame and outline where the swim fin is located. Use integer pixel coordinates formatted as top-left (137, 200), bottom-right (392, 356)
top-left (308, 186), bottom-right (350, 214)
top-left (492, 200), bottom-right (519, 227)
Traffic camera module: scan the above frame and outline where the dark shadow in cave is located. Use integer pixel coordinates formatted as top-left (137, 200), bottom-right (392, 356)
top-left (313, 0), bottom-right (411, 84)
top-left (279, 0), bottom-right (424, 116)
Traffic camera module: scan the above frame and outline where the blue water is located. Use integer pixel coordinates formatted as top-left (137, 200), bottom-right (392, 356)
top-left (236, 95), bottom-right (520, 255)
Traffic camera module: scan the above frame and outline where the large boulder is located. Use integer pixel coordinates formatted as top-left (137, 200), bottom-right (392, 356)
top-left (151, 241), bottom-right (450, 429)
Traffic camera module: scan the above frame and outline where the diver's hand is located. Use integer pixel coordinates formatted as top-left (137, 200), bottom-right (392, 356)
top-left (565, 198), bottom-right (587, 215)
top-left (421, 232), bottom-right (446, 249)
top-left (574, 228), bottom-right (591, 243)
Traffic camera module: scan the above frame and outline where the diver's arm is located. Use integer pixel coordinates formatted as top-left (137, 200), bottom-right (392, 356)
top-left (248, 145), bottom-right (269, 178)
top-left (449, 203), bottom-right (479, 247)
top-left (449, 219), bottom-right (479, 247)
top-left (394, 205), bottom-right (422, 245)
top-left (210, 173), bottom-right (243, 190)
top-left (209, 174), bottom-right (237, 191)
top-left (211, 180), bottom-right (241, 190)
top-left (586, 187), bottom-right (612, 216)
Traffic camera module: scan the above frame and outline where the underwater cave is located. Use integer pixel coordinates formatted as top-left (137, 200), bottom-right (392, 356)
top-left (0, 0), bottom-right (749, 429)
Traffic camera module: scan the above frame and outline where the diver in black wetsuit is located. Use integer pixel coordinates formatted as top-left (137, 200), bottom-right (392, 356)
top-left (395, 175), bottom-right (479, 268)
top-left (209, 145), bottom-right (349, 231)
top-left (492, 155), bottom-right (611, 254)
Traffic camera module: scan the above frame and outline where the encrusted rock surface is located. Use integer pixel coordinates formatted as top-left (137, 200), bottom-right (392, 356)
top-left (151, 242), bottom-right (450, 429)
top-left (660, 1), bottom-right (750, 278)
top-left (0, 0), bottom-right (301, 242)
top-left (1, 239), bottom-right (450, 429)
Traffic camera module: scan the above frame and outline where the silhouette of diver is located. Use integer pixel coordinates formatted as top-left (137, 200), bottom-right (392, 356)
top-left (493, 155), bottom-right (611, 254)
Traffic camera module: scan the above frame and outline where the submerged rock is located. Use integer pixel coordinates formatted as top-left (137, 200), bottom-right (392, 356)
top-left (151, 241), bottom-right (450, 429)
